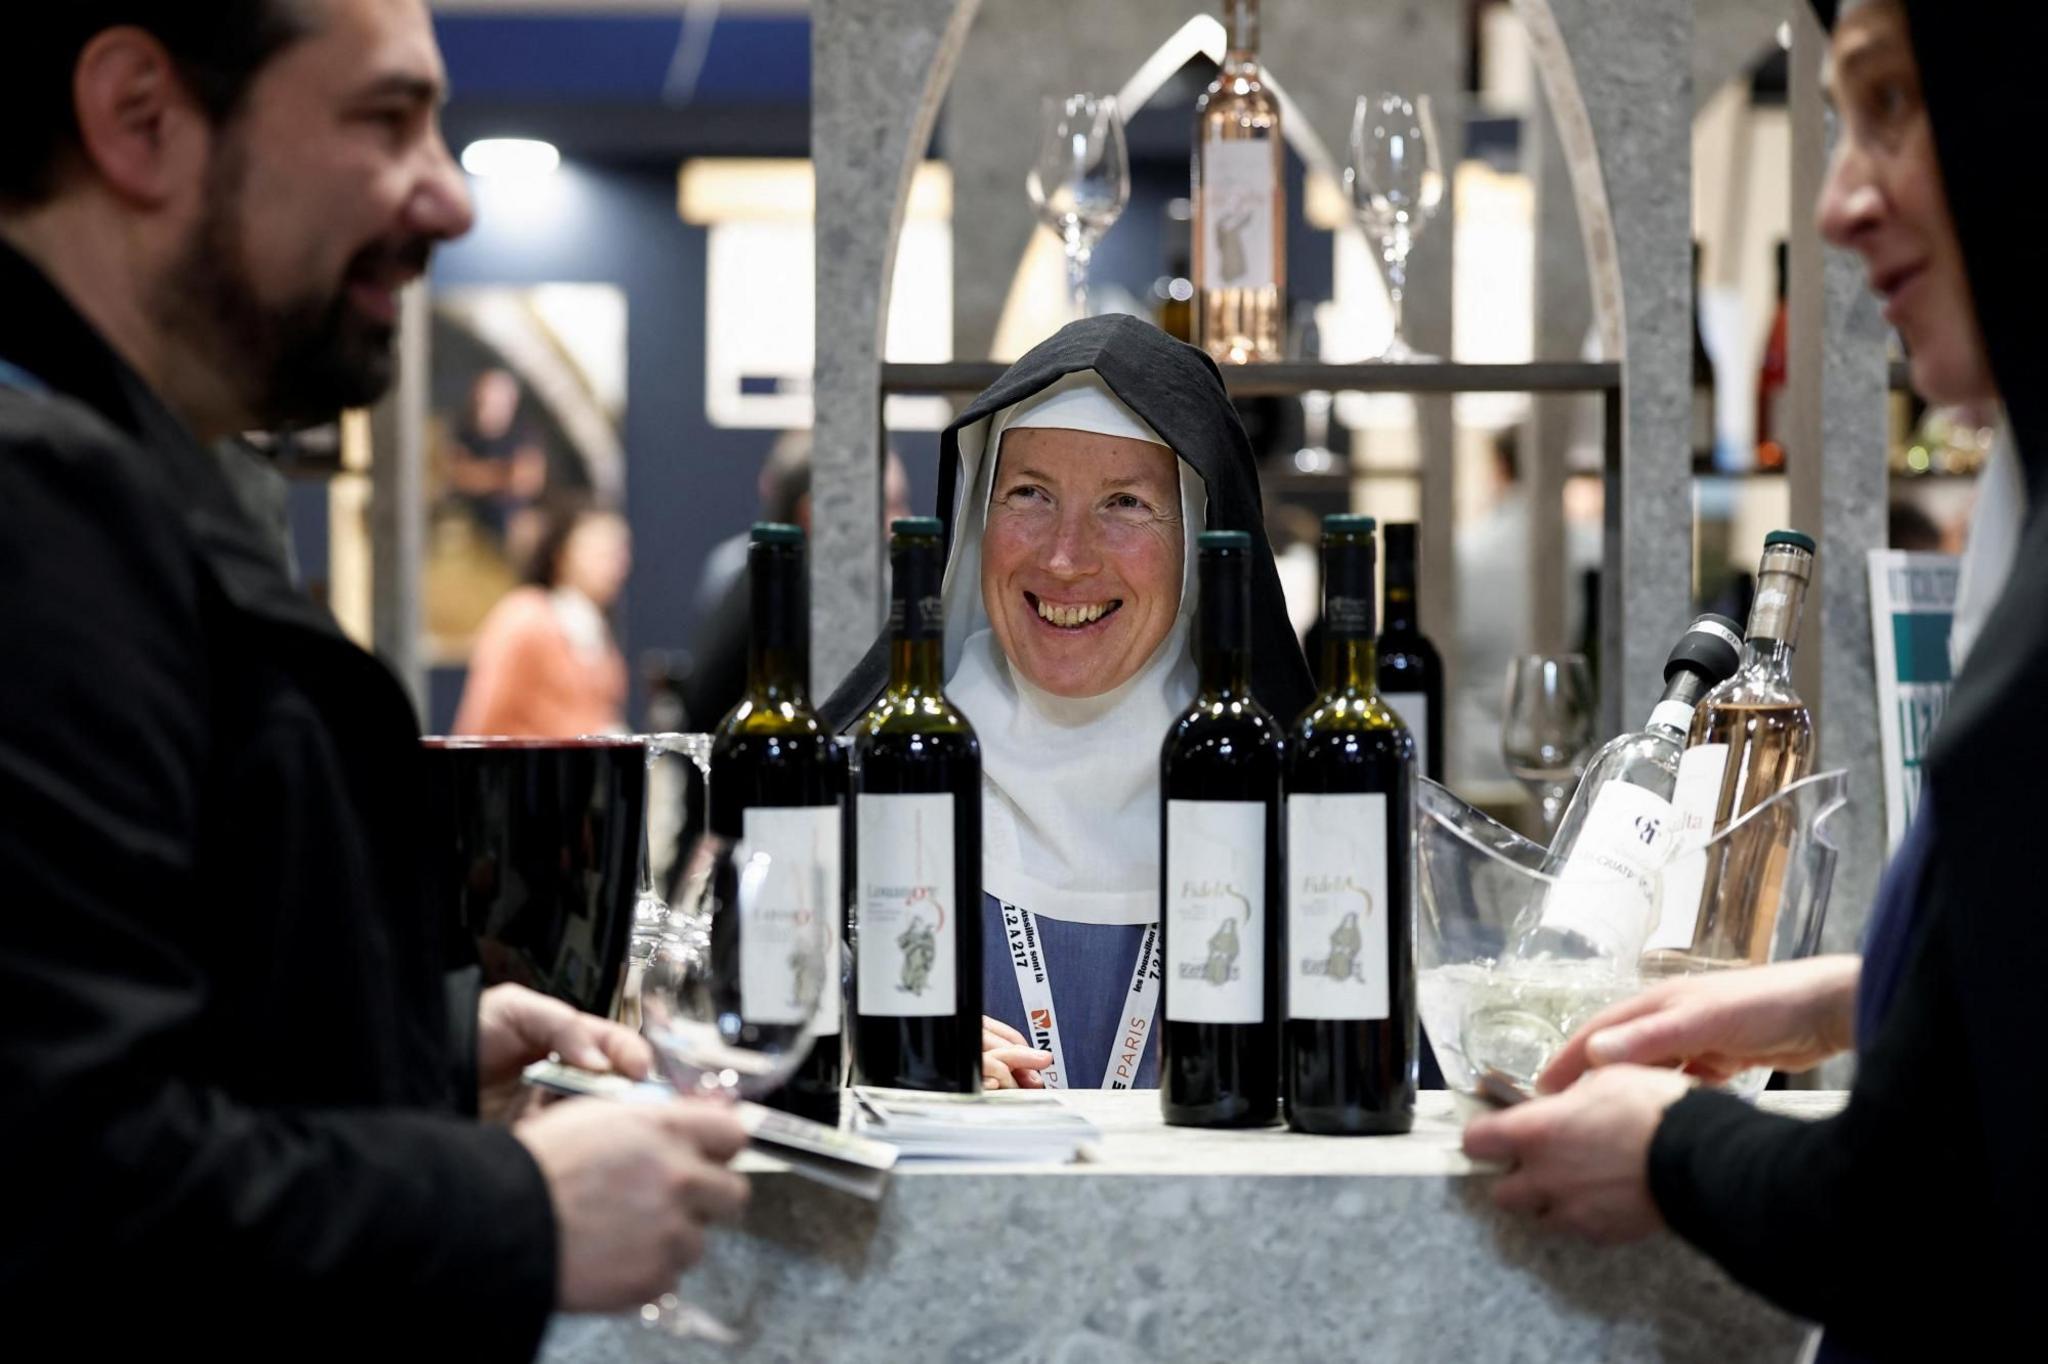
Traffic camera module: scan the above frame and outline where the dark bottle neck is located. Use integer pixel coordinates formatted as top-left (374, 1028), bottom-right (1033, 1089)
top-left (747, 541), bottom-right (810, 704)
top-left (1381, 526), bottom-right (1419, 636)
top-left (886, 538), bottom-right (946, 695)
top-left (1321, 535), bottom-right (1379, 696)
top-left (1198, 549), bottom-right (1252, 699)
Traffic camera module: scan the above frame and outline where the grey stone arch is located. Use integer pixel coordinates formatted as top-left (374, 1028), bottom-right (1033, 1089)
top-left (812, 0), bottom-right (1463, 693)
top-left (1510, 0), bottom-right (1695, 731)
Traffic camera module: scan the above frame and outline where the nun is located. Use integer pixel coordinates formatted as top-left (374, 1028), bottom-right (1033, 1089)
top-left (824, 314), bottom-right (1313, 1090)
top-left (1464, 2), bottom-right (2043, 1357)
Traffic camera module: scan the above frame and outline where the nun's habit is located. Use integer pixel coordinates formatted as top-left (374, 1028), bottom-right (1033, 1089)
top-left (1644, 3), bottom-right (2043, 1356)
top-left (824, 316), bottom-right (1311, 1088)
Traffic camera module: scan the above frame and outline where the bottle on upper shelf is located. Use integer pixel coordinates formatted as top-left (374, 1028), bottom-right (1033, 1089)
top-left (1691, 240), bottom-right (1718, 473)
top-left (1160, 530), bottom-right (1285, 1128)
top-left (709, 522), bottom-right (849, 1125)
top-left (1192, 0), bottom-right (1285, 365)
top-left (1375, 523), bottom-right (1444, 782)
top-left (1756, 240), bottom-right (1790, 473)
top-left (1153, 197), bottom-right (1197, 345)
top-left (1659, 530), bottom-right (1819, 969)
top-left (1285, 515), bottom-right (1417, 1136)
top-left (851, 519), bottom-right (984, 1094)
top-left (1523, 614), bottom-right (1745, 965)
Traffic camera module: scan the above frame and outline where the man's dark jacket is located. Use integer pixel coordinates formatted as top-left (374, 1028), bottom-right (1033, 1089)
top-left (0, 243), bottom-right (556, 1354)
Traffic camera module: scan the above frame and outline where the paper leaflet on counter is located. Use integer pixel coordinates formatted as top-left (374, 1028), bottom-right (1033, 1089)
top-left (853, 1086), bottom-right (1101, 1164)
top-left (521, 1060), bottom-right (897, 1201)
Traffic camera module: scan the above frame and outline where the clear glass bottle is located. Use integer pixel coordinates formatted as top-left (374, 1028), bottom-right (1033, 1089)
top-left (1192, 0), bottom-right (1285, 365)
top-left (1532, 615), bottom-right (1745, 961)
top-left (1671, 531), bottom-right (1819, 966)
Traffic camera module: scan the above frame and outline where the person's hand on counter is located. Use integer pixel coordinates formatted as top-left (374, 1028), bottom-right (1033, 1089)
top-left (982, 1015), bottom-right (1054, 1090)
top-left (478, 983), bottom-right (654, 1122)
top-left (1536, 955), bottom-right (1862, 1094)
top-left (517, 1097), bottom-right (751, 1311)
top-left (1461, 1066), bottom-right (1693, 1243)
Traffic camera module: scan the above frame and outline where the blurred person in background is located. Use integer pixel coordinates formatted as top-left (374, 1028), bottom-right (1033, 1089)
top-left (0, 4), bottom-right (746, 1352)
top-left (456, 499), bottom-right (633, 737)
top-left (445, 365), bottom-right (547, 548)
top-left (682, 432), bottom-right (911, 730)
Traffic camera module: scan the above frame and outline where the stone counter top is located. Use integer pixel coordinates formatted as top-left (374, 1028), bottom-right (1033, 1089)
top-left (542, 1091), bottom-right (1840, 1363)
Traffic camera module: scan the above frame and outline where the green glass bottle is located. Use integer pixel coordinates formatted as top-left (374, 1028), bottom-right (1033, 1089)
top-left (1159, 530), bottom-right (1285, 1128)
top-left (1284, 515), bottom-right (1417, 1135)
top-left (710, 523), bottom-right (848, 1125)
top-left (852, 518), bottom-right (984, 1093)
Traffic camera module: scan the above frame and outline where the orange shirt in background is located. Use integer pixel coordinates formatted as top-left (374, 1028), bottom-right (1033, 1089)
top-left (453, 586), bottom-right (627, 737)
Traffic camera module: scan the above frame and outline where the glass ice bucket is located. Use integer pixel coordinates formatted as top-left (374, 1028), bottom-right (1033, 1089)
top-left (1416, 771), bottom-right (1850, 1097)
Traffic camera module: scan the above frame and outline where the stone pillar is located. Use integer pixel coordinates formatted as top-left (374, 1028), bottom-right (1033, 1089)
top-left (1513, 0), bottom-right (1693, 732)
top-left (1786, 6), bottom-right (1888, 968)
top-left (368, 282), bottom-right (431, 720)
top-left (812, 0), bottom-right (981, 695)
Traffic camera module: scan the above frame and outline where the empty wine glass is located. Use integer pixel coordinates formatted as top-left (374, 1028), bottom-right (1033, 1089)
top-left (1502, 654), bottom-right (1596, 837)
top-left (616, 733), bottom-right (715, 1030)
top-left (1347, 93), bottom-right (1446, 362)
top-left (636, 836), bottom-right (829, 1341)
top-left (1026, 93), bottom-right (1131, 320)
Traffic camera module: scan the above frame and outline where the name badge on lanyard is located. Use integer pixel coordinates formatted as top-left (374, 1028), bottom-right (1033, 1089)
top-left (1001, 902), bottom-right (1161, 1090)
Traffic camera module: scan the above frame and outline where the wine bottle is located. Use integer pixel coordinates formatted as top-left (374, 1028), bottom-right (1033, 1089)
top-left (1691, 240), bottom-right (1717, 472)
top-left (1756, 240), bottom-right (1790, 472)
top-left (1285, 515), bottom-right (1416, 1136)
top-left (1160, 530), bottom-right (1283, 1127)
top-left (1375, 522), bottom-right (1444, 781)
top-left (1531, 614), bottom-right (1744, 964)
top-left (1677, 530), bottom-right (1818, 965)
top-left (852, 519), bottom-right (983, 1094)
top-left (710, 523), bottom-right (848, 1125)
top-left (1193, 0), bottom-right (1285, 365)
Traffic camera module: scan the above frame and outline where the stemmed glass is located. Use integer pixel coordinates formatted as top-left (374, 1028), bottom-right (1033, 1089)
top-left (1347, 93), bottom-right (1446, 362)
top-left (635, 835), bottom-right (830, 1341)
top-left (1026, 93), bottom-right (1131, 320)
top-left (1502, 654), bottom-right (1597, 837)
top-left (616, 733), bottom-right (714, 1030)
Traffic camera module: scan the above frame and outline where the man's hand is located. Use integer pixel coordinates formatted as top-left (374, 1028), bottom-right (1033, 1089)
top-left (516, 1098), bottom-right (750, 1312)
top-left (478, 983), bottom-right (653, 1122)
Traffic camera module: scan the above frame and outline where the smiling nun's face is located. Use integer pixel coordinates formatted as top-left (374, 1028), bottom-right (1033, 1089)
top-left (980, 427), bottom-right (1185, 699)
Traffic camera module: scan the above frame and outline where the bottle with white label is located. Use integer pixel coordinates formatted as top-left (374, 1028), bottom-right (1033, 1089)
top-left (1531, 614), bottom-right (1745, 965)
top-left (710, 523), bottom-right (848, 1125)
top-left (1192, 0), bottom-right (1285, 364)
top-left (1376, 522), bottom-right (1444, 781)
top-left (1285, 515), bottom-right (1416, 1136)
top-left (1673, 530), bottom-right (1819, 966)
top-left (852, 519), bottom-right (982, 1093)
top-left (1160, 531), bottom-right (1284, 1127)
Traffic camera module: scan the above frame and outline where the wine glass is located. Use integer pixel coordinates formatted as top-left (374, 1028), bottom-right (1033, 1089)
top-left (1501, 654), bottom-right (1596, 837)
top-left (1347, 93), bottom-right (1446, 362)
top-left (635, 836), bottom-right (829, 1341)
top-left (1026, 93), bottom-right (1131, 320)
top-left (616, 733), bottom-right (715, 1030)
